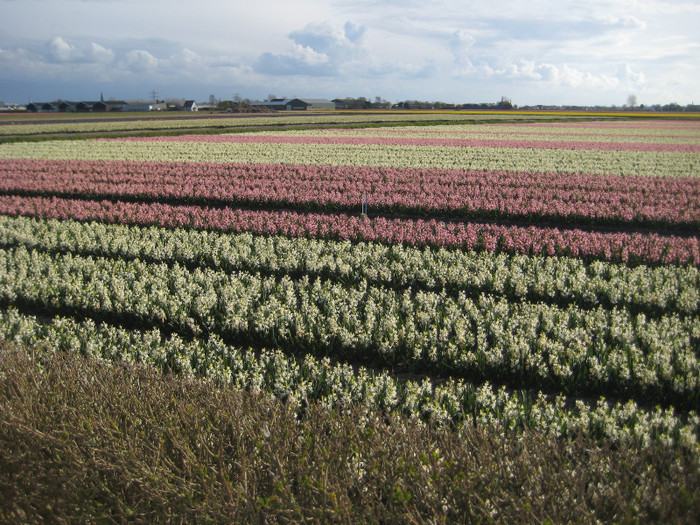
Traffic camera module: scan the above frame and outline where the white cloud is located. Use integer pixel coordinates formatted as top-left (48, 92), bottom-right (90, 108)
top-left (254, 20), bottom-right (368, 76)
top-left (558, 65), bottom-right (619, 91)
top-left (289, 21), bottom-right (366, 63)
top-left (180, 48), bottom-right (198, 67)
top-left (45, 37), bottom-right (114, 64)
top-left (595, 13), bottom-right (648, 30)
top-left (454, 57), bottom-right (623, 95)
top-left (87, 42), bottom-right (114, 63)
top-left (616, 62), bottom-right (645, 86)
top-left (255, 45), bottom-right (332, 76)
top-left (48, 36), bottom-right (77, 62)
top-left (449, 30), bottom-right (476, 65)
top-left (535, 63), bottom-right (560, 83)
top-left (505, 61), bottom-right (543, 81)
top-left (290, 44), bottom-right (329, 66)
top-left (618, 15), bottom-right (647, 30)
top-left (121, 49), bottom-right (158, 72)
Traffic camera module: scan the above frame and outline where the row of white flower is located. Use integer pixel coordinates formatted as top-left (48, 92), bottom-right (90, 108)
top-left (1, 216), bottom-right (696, 316)
top-left (0, 307), bottom-right (696, 454)
top-left (1, 245), bottom-right (697, 406)
top-left (243, 126), bottom-right (700, 145)
top-left (356, 122), bottom-right (700, 137)
top-left (1, 139), bottom-right (696, 177)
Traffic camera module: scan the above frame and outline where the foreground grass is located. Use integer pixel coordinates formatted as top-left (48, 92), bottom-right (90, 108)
top-left (0, 344), bottom-right (698, 524)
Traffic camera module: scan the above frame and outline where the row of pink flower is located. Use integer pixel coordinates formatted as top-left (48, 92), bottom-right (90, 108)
top-left (1, 159), bottom-right (697, 227)
top-left (324, 129), bottom-right (700, 139)
top-left (0, 194), bottom-right (696, 265)
top-left (106, 134), bottom-right (700, 152)
top-left (516, 121), bottom-right (700, 130)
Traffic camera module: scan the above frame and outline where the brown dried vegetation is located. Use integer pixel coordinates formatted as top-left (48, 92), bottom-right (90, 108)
top-left (0, 343), bottom-right (698, 524)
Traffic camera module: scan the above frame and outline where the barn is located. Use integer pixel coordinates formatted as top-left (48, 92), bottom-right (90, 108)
top-left (26, 102), bottom-right (55, 112)
top-left (250, 98), bottom-right (335, 111)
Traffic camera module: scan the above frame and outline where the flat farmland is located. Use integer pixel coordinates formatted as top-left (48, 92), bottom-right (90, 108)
top-left (1, 113), bottom-right (699, 521)
top-left (0, 110), bottom-right (601, 139)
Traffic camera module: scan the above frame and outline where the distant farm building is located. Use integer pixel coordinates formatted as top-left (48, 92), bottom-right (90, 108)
top-left (26, 98), bottom-right (126, 112)
top-left (77, 99), bottom-right (127, 112)
top-left (251, 98), bottom-right (335, 111)
top-left (26, 102), bottom-right (55, 112)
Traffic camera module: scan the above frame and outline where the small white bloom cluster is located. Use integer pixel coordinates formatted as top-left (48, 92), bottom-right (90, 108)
top-left (1, 215), bottom-right (696, 315)
top-left (1, 308), bottom-right (698, 457)
top-left (1, 136), bottom-right (697, 178)
top-left (0, 239), bottom-right (697, 408)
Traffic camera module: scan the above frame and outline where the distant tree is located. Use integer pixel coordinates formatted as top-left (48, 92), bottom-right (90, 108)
top-left (497, 96), bottom-right (513, 109)
top-left (662, 102), bottom-right (682, 111)
top-left (338, 97), bottom-right (373, 109)
top-left (356, 97), bottom-right (372, 109)
top-left (209, 94), bottom-right (217, 106)
top-left (218, 96), bottom-right (253, 112)
top-left (626, 94), bottom-right (638, 108)
top-left (373, 96), bottom-right (391, 108)
top-left (433, 101), bottom-right (458, 109)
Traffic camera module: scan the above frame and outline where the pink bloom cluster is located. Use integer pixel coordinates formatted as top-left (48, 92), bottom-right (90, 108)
top-left (520, 121), bottom-right (700, 130)
top-left (109, 134), bottom-right (700, 152)
top-left (334, 129), bottom-right (700, 140)
top-left (1, 159), bottom-right (697, 228)
top-left (0, 194), bottom-right (697, 265)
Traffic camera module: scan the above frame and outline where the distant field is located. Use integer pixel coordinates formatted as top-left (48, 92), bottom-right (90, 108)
top-left (1, 108), bottom-right (696, 139)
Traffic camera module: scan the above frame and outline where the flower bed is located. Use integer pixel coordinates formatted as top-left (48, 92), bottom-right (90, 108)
top-left (1, 117), bottom-right (698, 457)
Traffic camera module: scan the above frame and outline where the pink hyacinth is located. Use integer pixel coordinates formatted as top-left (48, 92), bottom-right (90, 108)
top-left (0, 194), bottom-right (697, 266)
top-left (1, 158), bottom-right (697, 228)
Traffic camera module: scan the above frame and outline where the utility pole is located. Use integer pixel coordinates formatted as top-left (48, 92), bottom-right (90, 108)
top-left (150, 90), bottom-right (158, 102)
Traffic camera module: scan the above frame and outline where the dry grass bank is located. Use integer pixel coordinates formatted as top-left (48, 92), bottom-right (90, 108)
top-left (0, 343), bottom-right (697, 524)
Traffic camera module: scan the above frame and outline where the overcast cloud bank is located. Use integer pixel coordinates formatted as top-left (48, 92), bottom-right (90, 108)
top-left (1, 0), bottom-right (698, 106)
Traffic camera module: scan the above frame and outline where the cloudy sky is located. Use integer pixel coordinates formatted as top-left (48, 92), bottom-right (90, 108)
top-left (1, 0), bottom-right (698, 106)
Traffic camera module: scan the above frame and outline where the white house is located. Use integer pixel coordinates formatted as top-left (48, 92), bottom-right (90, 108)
top-left (123, 102), bottom-right (167, 111)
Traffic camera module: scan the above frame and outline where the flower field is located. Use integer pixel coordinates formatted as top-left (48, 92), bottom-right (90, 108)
top-left (1, 117), bottom-right (699, 459)
top-left (0, 111), bottom-right (572, 137)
